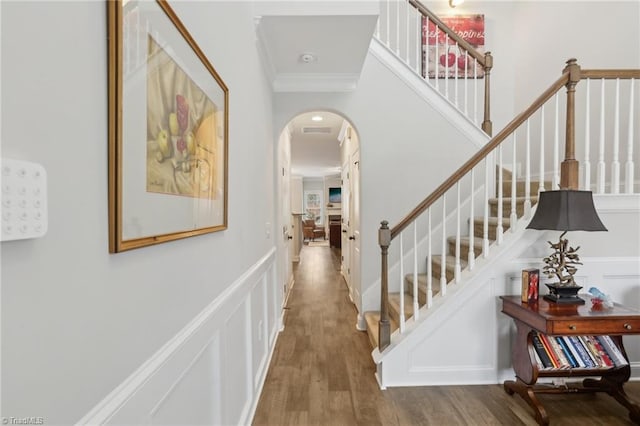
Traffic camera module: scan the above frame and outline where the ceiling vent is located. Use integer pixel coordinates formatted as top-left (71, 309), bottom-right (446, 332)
top-left (301, 127), bottom-right (331, 134)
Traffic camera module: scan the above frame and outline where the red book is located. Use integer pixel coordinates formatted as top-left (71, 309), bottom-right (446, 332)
top-left (587, 336), bottom-right (614, 367)
top-left (538, 333), bottom-right (561, 368)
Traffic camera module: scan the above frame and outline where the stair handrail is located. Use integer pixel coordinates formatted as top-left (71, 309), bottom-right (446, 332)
top-left (408, 0), bottom-right (494, 134)
top-left (390, 73), bottom-right (568, 239)
top-left (377, 61), bottom-right (640, 351)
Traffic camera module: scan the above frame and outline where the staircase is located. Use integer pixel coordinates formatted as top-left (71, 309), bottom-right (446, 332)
top-left (364, 172), bottom-right (546, 349)
top-left (363, 0), bottom-right (639, 390)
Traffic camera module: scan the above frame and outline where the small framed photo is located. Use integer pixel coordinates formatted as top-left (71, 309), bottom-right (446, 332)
top-left (521, 268), bottom-right (540, 303)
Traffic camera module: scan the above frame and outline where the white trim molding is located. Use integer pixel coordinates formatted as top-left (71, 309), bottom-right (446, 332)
top-left (77, 248), bottom-right (281, 426)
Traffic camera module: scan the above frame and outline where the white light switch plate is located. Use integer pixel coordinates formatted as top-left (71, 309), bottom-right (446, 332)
top-left (1, 158), bottom-right (48, 241)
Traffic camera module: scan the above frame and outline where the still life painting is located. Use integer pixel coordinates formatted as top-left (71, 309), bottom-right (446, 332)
top-left (108, 0), bottom-right (228, 253)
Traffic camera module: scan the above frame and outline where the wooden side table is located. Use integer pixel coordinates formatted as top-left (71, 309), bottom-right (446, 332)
top-left (500, 295), bottom-right (640, 425)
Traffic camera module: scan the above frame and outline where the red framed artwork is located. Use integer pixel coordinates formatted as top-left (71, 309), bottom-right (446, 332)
top-left (422, 14), bottom-right (485, 79)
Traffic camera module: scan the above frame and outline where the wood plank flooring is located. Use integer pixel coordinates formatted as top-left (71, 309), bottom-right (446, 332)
top-left (252, 244), bottom-right (640, 425)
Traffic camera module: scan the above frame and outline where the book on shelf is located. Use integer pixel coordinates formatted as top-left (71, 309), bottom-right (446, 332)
top-left (559, 336), bottom-right (586, 368)
top-left (555, 336), bottom-right (579, 368)
top-left (538, 333), bottom-right (562, 368)
top-left (532, 332), bottom-right (626, 370)
top-left (567, 336), bottom-right (594, 368)
top-left (587, 336), bottom-right (615, 367)
top-left (596, 336), bottom-right (629, 367)
top-left (531, 333), bottom-right (554, 368)
top-left (546, 334), bottom-right (572, 368)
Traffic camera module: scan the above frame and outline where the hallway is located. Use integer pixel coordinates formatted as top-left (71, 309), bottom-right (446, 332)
top-left (252, 245), bottom-right (640, 425)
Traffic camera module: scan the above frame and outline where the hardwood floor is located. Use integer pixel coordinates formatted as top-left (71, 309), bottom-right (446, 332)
top-left (252, 245), bottom-right (640, 425)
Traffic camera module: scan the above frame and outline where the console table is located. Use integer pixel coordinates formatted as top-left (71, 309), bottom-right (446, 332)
top-left (500, 295), bottom-right (640, 425)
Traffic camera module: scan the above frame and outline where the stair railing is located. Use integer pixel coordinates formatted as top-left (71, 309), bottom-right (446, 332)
top-left (377, 60), bottom-right (639, 351)
top-left (375, 0), bottom-right (493, 134)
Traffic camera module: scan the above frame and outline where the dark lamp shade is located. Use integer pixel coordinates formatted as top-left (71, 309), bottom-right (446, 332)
top-left (526, 190), bottom-right (607, 232)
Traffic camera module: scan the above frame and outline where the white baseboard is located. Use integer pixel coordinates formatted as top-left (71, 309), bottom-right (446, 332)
top-left (77, 248), bottom-right (280, 426)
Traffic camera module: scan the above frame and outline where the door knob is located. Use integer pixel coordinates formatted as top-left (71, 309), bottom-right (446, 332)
top-left (342, 230), bottom-right (347, 233)
top-left (287, 235), bottom-right (293, 240)
top-left (349, 236), bottom-right (356, 240)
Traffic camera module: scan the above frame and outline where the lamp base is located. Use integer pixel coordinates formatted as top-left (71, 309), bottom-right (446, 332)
top-left (543, 283), bottom-right (585, 305)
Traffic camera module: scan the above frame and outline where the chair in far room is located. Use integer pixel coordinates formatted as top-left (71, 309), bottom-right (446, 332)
top-left (302, 219), bottom-right (325, 242)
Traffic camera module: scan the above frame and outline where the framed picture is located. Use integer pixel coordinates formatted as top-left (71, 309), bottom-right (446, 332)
top-left (303, 190), bottom-right (323, 225)
top-left (108, 0), bottom-right (229, 252)
top-left (521, 268), bottom-right (540, 304)
top-left (421, 14), bottom-right (485, 79)
top-left (328, 187), bottom-right (342, 204)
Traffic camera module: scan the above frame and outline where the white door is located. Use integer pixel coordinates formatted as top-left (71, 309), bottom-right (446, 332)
top-left (341, 160), bottom-right (351, 288)
top-left (350, 149), bottom-right (361, 311)
top-left (281, 148), bottom-right (292, 300)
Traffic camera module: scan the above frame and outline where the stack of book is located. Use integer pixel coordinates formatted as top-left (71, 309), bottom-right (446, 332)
top-left (531, 332), bottom-right (629, 370)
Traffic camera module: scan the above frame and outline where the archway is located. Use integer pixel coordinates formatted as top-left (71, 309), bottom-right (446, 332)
top-left (275, 110), bottom-right (362, 316)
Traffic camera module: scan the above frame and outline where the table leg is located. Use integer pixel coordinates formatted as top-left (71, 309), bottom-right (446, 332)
top-left (583, 375), bottom-right (640, 424)
top-left (504, 379), bottom-right (549, 425)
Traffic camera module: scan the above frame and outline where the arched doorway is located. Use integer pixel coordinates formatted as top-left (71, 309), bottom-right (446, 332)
top-left (276, 110), bottom-right (362, 320)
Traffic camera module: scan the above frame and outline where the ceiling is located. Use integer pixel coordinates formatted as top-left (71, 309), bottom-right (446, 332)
top-left (289, 111), bottom-right (346, 177)
top-left (253, 3), bottom-right (378, 176)
top-left (255, 4), bottom-right (379, 92)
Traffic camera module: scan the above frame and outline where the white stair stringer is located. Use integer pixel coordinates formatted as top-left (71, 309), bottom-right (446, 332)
top-left (370, 209), bottom-right (550, 389)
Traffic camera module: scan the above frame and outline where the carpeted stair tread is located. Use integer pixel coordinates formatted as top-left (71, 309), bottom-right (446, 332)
top-left (405, 273), bottom-right (442, 304)
top-left (389, 292), bottom-right (415, 321)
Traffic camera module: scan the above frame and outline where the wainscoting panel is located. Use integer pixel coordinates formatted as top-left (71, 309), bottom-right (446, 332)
top-left (77, 248), bottom-right (280, 426)
top-left (149, 336), bottom-right (221, 425)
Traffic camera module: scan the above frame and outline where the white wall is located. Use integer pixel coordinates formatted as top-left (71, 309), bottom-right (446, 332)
top-left (1, 1), bottom-right (278, 424)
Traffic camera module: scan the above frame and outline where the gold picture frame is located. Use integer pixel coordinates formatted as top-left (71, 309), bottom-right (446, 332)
top-left (108, 0), bottom-right (228, 252)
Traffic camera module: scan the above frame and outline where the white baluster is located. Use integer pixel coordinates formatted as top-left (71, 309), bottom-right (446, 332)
top-left (406, 1), bottom-right (410, 65)
top-left (553, 93), bottom-right (560, 189)
top-left (454, 42), bottom-right (459, 108)
top-left (395, 0), bottom-right (400, 55)
top-left (625, 79), bottom-right (636, 194)
top-left (464, 52), bottom-right (469, 116)
top-left (510, 134), bottom-right (518, 231)
top-left (375, 1), bottom-right (380, 39)
top-left (399, 232), bottom-right (405, 333)
top-left (584, 79), bottom-right (591, 191)
top-left (468, 169), bottom-right (475, 270)
top-left (386, 0), bottom-right (390, 47)
top-left (483, 157), bottom-right (490, 257)
top-left (413, 221), bottom-right (419, 320)
top-left (427, 208), bottom-right (433, 308)
top-left (524, 119), bottom-right (532, 218)
top-left (441, 195), bottom-right (447, 295)
top-left (539, 105), bottom-right (546, 194)
top-left (444, 35), bottom-right (449, 98)
top-left (597, 79), bottom-right (606, 194)
top-left (434, 27), bottom-right (439, 91)
top-left (418, 11), bottom-right (424, 77)
top-left (496, 146), bottom-right (504, 244)
top-left (611, 78), bottom-right (621, 194)
top-left (455, 182), bottom-right (461, 283)
top-left (474, 58), bottom-right (478, 126)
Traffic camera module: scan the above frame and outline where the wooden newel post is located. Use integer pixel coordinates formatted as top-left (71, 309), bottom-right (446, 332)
top-left (481, 51), bottom-right (493, 136)
top-left (561, 58), bottom-right (581, 190)
top-left (378, 220), bottom-right (391, 351)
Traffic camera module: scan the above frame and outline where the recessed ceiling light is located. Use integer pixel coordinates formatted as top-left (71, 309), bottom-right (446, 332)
top-left (299, 53), bottom-right (316, 63)
top-left (311, 115), bottom-right (323, 122)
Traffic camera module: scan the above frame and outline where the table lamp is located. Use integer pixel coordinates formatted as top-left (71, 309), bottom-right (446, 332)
top-left (526, 189), bottom-right (607, 304)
